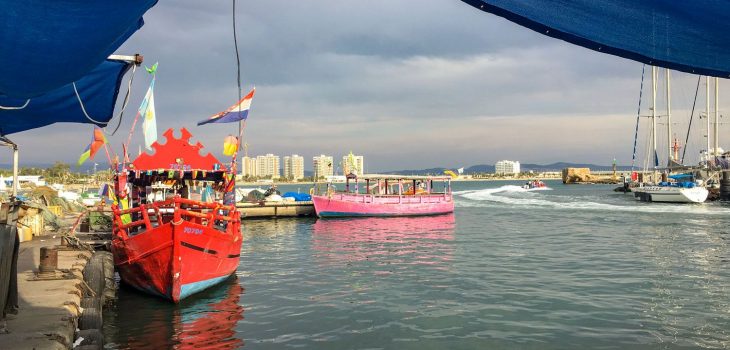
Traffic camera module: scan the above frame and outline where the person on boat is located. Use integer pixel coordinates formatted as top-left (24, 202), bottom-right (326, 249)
top-left (404, 184), bottom-right (414, 195)
top-left (179, 183), bottom-right (190, 199)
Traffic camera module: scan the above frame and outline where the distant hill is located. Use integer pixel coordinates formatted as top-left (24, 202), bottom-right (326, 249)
top-left (384, 162), bottom-right (632, 175)
top-left (382, 167), bottom-right (450, 176)
top-left (520, 162), bottom-right (633, 172)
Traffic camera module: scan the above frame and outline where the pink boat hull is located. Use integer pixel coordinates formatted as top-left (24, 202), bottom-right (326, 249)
top-left (312, 193), bottom-right (454, 217)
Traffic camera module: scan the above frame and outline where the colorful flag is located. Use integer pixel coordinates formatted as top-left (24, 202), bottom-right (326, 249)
top-left (98, 184), bottom-right (109, 197)
top-left (78, 127), bottom-right (107, 166)
top-left (223, 135), bottom-right (238, 156)
top-left (145, 62), bottom-right (158, 75)
top-left (197, 87), bottom-right (255, 125)
top-left (139, 77), bottom-right (157, 150)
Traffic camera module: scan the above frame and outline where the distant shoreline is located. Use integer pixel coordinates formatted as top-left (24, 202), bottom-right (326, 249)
top-left (237, 176), bottom-right (563, 186)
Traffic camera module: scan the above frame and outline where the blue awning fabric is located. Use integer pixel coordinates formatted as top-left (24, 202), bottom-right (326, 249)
top-left (461, 0), bottom-right (730, 78)
top-left (0, 0), bottom-right (157, 99)
top-left (0, 60), bottom-right (131, 135)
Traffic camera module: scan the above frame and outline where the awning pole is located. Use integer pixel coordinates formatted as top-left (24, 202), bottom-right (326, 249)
top-left (12, 144), bottom-right (18, 198)
top-left (107, 54), bottom-right (144, 65)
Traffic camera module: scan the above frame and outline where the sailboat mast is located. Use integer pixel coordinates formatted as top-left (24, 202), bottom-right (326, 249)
top-left (652, 66), bottom-right (657, 168)
top-left (714, 77), bottom-right (720, 158)
top-left (706, 76), bottom-right (711, 165)
top-left (666, 69), bottom-right (672, 162)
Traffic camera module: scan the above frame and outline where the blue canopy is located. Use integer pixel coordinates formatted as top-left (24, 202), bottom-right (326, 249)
top-left (461, 0), bottom-right (730, 77)
top-left (0, 60), bottom-right (131, 135)
top-left (0, 0), bottom-right (157, 99)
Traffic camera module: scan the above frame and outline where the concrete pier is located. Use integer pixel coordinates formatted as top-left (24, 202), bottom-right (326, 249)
top-left (238, 201), bottom-right (314, 218)
top-left (0, 237), bottom-right (91, 350)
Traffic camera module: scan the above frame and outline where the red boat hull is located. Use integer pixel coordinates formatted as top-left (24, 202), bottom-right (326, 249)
top-left (112, 219), bottom-right (241, 302)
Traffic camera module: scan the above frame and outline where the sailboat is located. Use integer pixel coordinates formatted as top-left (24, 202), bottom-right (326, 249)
top-left (632, 67), bottom-right (709, 203)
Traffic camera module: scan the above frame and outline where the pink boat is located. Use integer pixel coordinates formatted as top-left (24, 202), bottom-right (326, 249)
top-left (312, 174), bottom-right (454, 217)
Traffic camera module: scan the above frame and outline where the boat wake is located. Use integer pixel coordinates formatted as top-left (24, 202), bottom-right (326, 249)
top-left (455, 185), bottom-right (730, 215)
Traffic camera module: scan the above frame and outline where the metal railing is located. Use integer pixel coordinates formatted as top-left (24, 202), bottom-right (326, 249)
top-left (111, 197), bottom-right (239, 239)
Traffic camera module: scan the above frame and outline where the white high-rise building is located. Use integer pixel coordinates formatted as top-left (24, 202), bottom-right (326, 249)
top-left (495, 160), bottom-right (520, 175)
top-left (241, 156), bottom-right (257, 177)
top-left (256, 154), bottom-right (280, 179)
top-left (313, 154), bottom-right (334, 179)
top-left (342, 153), bottom-right (364, 176)
top-left (283, 154), bottom-right (304, 181)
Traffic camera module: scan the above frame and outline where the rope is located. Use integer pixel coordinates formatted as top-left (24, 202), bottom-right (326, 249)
top-left (104, 64), bottom-right (138, 136)
top-left (631, 64), bottom-right (645, 171)
top-left (231, 0), bottom-right (247, 172)
top-left (233, 0), bottom-right (242, 105)
top-left (0, 99), bottom-right (30, 110)
top-left (681, 75), bottom-right (701, 164)
top-left (73, 82), bottom-right (108, 124)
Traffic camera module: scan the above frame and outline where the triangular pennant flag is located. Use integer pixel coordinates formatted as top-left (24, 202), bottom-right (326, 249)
top-left (78, 127), bottom-right (108, 166)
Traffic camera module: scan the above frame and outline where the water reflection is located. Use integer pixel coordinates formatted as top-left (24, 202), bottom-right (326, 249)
top-left (105, 276), bottom-right (244, 349)
top-left (244, 217), bottom-right (315, 237)
top-left (640, 220), bottom-right (730, 348)
top-left (311, 214), bottom-right (456, 270)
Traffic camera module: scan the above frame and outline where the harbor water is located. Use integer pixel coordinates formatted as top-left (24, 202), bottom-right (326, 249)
top-left (103, 180), bottom-right (730, 349)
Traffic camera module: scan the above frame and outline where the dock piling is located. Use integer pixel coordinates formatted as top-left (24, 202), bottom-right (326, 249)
top-left (38, 246), bottom-right (58, 274)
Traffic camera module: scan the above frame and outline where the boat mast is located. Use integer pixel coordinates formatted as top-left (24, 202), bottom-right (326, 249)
top-left (706, 76), bottom-right (711, 166)
top-left (714, 77), bottom-right (720, 159)
top-left (652, 66), bottom-right (657, 170)
top-left (666, 69), bottom-right (672, 163)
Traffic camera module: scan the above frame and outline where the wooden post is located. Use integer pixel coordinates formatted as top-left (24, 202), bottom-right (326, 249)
top-left (12, 144), bottom-right (19, 197)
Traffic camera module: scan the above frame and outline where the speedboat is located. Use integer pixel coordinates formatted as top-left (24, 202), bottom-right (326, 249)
top-left (522, 180), bottom-right (547, 189)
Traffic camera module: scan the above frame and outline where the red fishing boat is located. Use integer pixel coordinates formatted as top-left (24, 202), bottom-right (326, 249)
top-left (111, 128), bottom-right (242, 302)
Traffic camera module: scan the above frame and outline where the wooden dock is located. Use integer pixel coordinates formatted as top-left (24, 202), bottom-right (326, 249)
top-left (236, 201), bottom-right (314, 218)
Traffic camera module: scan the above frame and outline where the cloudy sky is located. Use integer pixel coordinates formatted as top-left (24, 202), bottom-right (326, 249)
top-left (9, 0), bottom-right (730, 171)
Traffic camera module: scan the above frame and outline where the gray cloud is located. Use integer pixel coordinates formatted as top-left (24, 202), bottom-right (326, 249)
top-left (7, 0), bottom-right (729, 172)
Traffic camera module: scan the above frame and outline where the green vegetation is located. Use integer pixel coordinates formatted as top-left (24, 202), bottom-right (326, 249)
top-left (0, 161), bottom-right (111, 184)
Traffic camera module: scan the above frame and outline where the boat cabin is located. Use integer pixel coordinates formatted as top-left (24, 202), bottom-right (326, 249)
top-left (112, 128), bottom-right (238, 236)
top-left (316, 173), bottom-right (452, 197)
